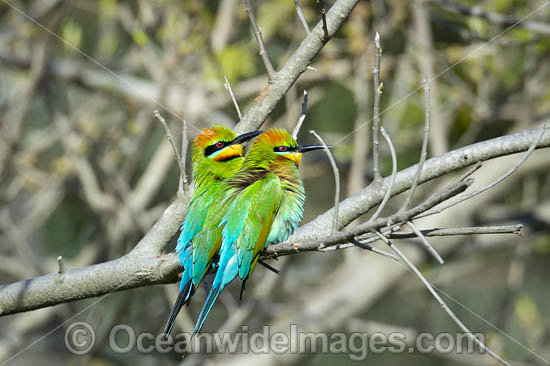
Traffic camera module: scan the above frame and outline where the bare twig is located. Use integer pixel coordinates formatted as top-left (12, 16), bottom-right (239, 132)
top-left (154, 110), bottom-right (186, 193)
top-left (391, 224), bottom-right (523, 238)
top-left (310, 130), bottom-right (339, 235)
top-left (292, 90), bottom-right (309, 139)
top-left (293, 0), bottom-right (311, 35)
top-left (372, 32), bottom-right (383, 182)
top-left (406, 221), bottom-right (444, 264)
top-left (401, 74), bottom-right (430, 211)
top-left (224, 75), bottom-right (242, 120)
top-left (351, 224), bottom-right (522, 249)
top-left (244, 0), bottom-right (276, 80)
top-left (375, 231), bottom-right (511, 366)
top-left (347, 238), bottom-right (399, 261)
top-left (418, 124), bottom-right (548, 218)
top-left (278, 178), bottom-right (473, 257)
top-left (179, 120), bottom-right (189, 194)
top-left (368, 127), bottom-right (396, 222)
top-left (1, 129), bottom-right (548, 315)
top-left (317, 0), bottom-right (329, 41)
top-left (234, 0), bottom-right (362, 134)
top-left (57, 256), bottom-right (65, 276)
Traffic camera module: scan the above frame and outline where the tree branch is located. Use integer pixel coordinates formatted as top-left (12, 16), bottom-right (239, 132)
top-left (0, 124), bottom-right (547, 316)
top-left (234, 0), bottom-right (362, 134)
top-left (244, 0), bottom-right (276, 80)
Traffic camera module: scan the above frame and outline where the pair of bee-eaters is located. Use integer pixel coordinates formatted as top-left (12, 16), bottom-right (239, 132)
top-left (162, 126), bottom-right (326, 336)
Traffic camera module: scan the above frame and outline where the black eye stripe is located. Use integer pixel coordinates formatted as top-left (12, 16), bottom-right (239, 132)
top-left (205, 141), bottom-right (230, 156)
top-left (273, 146), bottom-right (297, 152)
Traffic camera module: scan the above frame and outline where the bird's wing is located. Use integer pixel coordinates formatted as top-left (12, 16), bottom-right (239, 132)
top-left (176, 189), bottom-right (213, 254)
top-left (221, 173), bottom-right (282, 280)
top-left (266, 178), bottom-right (305, 246)
top-left (190, 188), bottom-right (232, 285)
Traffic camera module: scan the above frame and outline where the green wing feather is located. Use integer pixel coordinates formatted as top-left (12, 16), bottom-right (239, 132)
top-left (221, 173), bottom-right (282, 280)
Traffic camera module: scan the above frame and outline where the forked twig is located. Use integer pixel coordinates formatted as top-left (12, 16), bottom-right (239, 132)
top-left (418, 124), bottom-right (548, 219)
top-left (310, 130), bottom-right (339, 235)
top-left (406, 221), bottom-right (444, 264)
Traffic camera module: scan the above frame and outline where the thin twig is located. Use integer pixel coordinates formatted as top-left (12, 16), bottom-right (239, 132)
top-left (374, 231), bottom-right (511, 366)
top-left (288, 179), bottom-right (473, 256)
top-left (292, 90), bottom-right (309, 139)
top-left (406, 221), bottom-right (444, 264)
top-left (389, 224), bottom-right (523, 238)
top-left (293, 0), bottom-right (311, 35)
top-left (308, 224), bottom-right (523, 252)
top-left (317, 0), bottom-right (329, 41)
top-left (310, 130), bottom-right (339, 235)
top-left (355, 224), bottom-right (522, 245)
top-left (154, 110), bottom-right (186, 193)
top-left (244, 0), bottom-right (276, 80)
top-left (57, 256), bottom-right (65, 276)
top-left (179, 120), bottom-right (189, 194)
top-left (401, 74), bottom-right (430, 211)
top-left (224, 75), bottom-right (242, 121)
top-left (324, 226), bottom-right (399, 251)
top-left (368, 127), bottom-right (396, 222)
top-left (372, 31), bottom-right (383, 182)
top-left (347, 238), bottom-right (399, 261)
top-left (418, 124), bottom-right (548, 218)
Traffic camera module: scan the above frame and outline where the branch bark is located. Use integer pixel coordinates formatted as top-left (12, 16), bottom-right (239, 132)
top-left (0, 128), bottom-right (547, 316)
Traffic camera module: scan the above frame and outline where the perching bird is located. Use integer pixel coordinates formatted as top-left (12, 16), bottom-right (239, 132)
top-left (193, 129), bottom-right (327, 333)
top-left (162, 126), bottom-right (261, 337)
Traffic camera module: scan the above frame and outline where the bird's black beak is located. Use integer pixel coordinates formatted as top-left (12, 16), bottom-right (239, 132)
top-left (232, 130), bottom-right (262, 145)
top-left (296, 144), bottom-right (334, 153)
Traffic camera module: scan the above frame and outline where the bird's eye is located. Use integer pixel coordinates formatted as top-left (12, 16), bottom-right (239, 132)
top-left (216, 141), bottom-right (225, 148)
top-left (277, 146), bottom-right (287, 152)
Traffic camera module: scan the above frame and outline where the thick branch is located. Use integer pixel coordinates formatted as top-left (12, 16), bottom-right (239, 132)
top-left (0, 129), bottom-right (547, 316)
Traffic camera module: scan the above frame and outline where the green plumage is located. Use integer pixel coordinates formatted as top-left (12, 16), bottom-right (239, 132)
top-left (194, 129), bottom-right (325, 333)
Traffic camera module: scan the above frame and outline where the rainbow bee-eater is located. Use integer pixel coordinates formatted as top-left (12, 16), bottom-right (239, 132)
top-left (162, 126), bottom-right (261, 337)
top-left (193, 128), bottom-right (328, 333)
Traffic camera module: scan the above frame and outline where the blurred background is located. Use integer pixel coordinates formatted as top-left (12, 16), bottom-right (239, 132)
top-left (0, 0), bottom-right (549, 365)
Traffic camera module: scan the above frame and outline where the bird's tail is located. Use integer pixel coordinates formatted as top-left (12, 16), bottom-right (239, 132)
top-left (162, 280), bottom-right (193, 339)
top-left (193, 284), bottom-right (223, 335)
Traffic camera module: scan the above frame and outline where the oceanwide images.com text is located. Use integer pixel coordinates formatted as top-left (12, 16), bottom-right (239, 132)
top-left (65, 322), bottom-right (487, 361)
